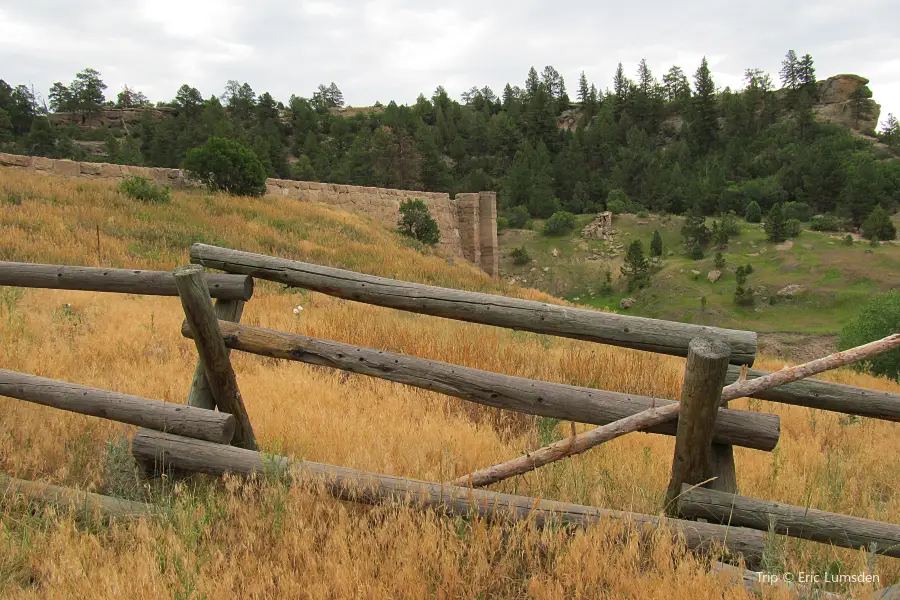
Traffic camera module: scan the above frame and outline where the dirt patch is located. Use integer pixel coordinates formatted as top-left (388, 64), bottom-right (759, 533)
top-left (775, 240), bottom-right (793, 251)
top-left (757, 332), bottom-right (837, 363)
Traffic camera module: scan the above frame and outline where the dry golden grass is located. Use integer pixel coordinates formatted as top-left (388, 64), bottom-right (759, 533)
top-left (1, 169), bottom-right (898, 598)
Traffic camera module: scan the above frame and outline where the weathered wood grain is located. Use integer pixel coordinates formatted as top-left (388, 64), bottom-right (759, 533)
top-left (1, 472), bottom-right (156, 521)
top-left (725, 365), bottom-right (900, 421)
top-left (0, 261), bottom-right (253, 300)
top-left (173, 265), bottom-right (257, 450)
top-left (189, 243), bottom-right (757, 365)
top-left (665, 337), bottom-right (733, 514)
top-left (185, 299), bottom-right (245, 410)
top-left (181, 319), bottom-right (780, 451)
top-left (679, 485), bottom-right (900, 558)
top-left (0, 369), bottom-right (235, 444)
top-left (131, 428), bottom-right (766, 566)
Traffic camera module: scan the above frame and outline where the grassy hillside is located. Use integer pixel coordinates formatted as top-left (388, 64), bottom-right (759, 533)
top-left (499, 213), bottom-right (900, 336)
top-left (3, 169), bottom-right (900, 597)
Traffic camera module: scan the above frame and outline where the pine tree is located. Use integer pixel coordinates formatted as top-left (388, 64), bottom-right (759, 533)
top-left (612, 62), bottom-right (630, 120)
top-left (849, 83), bottom-right (875, 129)
top-left (525, 67), bottom-right (541, 98)
top-left (662, 66), bottom-right (690, 103)
top-left (797, 54), bottom-right (817, 97)
top-left (881, 113), bottom-right (900, 150)
top-left (650, 229), bottom-right (663, 259)
top-left (780, 50), bottom-right (799, 91)
top-left (745, 200), bottom-right (762, 223)
top-left (577, 72), bottom-right (590, 104)
top-left (764, 204), bottom-right (788, 242)
top-left (862, 205), bottom-right (897, 241)
top-left (621, 240), bottom-right (650, 291)
top-left (690, 57), bottom-right (718, 155)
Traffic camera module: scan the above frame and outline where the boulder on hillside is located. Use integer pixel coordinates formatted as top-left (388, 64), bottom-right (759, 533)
top-left (707, 270), bottom-right (722, 283)
top-left (777, 284), bottom-right (804, 298)
top-left (620, 297), bottom-right (636, 310)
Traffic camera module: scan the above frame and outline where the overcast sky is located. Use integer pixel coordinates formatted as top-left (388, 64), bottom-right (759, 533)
top-left (1, 0), bottom-right (898, 124)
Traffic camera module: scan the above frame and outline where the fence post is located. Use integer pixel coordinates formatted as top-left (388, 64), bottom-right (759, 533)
top-left (185, 299), bottom-right (245, 409)
top-left (174, 265), bottom-right (257, 450)
top-left (665, 336), bottom-right (733, 516)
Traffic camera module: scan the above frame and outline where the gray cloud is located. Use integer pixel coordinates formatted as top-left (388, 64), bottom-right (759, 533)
top-left (0, 0), bottom-right (897, 121)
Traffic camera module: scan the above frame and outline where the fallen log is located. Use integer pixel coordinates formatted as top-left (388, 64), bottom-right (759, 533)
top-left (181, 320), bottom-right (779, 451)
top-left (0, 369), bottom-right (236, 444)
top-left (1, 472), bottom-right (156, 521)
top-left (189, 243), bottom-right (757, 364)
top-left (131, 428), bottom-right (766, 566)
top-left (679, 485), bottom-right (900, 558)
top-left (454, 333), bottom-right (900, 488)
top-left (0, 261), bottom-right (253, 300)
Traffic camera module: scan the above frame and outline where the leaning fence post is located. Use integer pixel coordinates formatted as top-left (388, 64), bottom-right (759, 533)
top-left (185, 299), bottom-right (245, 410)
top-left (665, 336), bottom-right (733, 515)
top-left (173, 265), bottom-right (257, 450)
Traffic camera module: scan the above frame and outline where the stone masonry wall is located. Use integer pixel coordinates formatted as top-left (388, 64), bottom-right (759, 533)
top-left (0, 152), bottom-right (498, 274)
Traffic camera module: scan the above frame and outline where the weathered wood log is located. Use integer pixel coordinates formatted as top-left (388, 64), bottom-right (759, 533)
top-left (189, 243), bottom-right (757, 365)
top-left (131, 429), bottom-right (766, 566)
top-left (679, 485), bottom-right (900, 558)
top-left (1, 472), bottom-right (156, 521)
top-left (665, 337), bottom-right (733, 514)
top-left (0, 369), bottom-right (235, 444)
top-left (0, 261), bottom-right (253, 300)
top-left (185, 299), bottom-right (245, 410)
top-left (725, 365), bottom-right (900, 421)
top-left (181, 320), bottom-right (779, 451)
top-left (174, 266), bottom-right (257, 450)
top-left (454, 333), bottom-right (900, 488)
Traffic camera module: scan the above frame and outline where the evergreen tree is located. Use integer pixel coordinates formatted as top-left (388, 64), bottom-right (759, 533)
top-left (780, 50), bottom-right (799, 91)
top-left (650, 229), bottom-right (663, 259)
top-left (744, 200), bottom-right (762, 223)
top-left (881, 113), bottom-right (900, 151)
top-left (621, 240), bottom-right (650, 291)
top-left (577, 72), bottom-right (590, 104)
top-left (662, 66), bottom-right (690, 103)
top-left (764, 203), bottom-right (788, 242)
top-left (525, 67), bottom-right (541, 97)
top-left (849, 82), bottom-right (875, 129)
top-left (862, 205), bottom-right (897, 241)
top-left (690, 57), bottom-right (718, 155)
top-left (797, 53), bottom-right (817, 98)
top-left (612, 62), bottom-right (630, 120)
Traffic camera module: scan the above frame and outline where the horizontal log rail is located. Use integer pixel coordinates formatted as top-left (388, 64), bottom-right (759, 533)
top-left (189, 244), bottom-right (757, 365)
top-left (0, 261), bottom-right (253, 300)
top-left (0, 369), bottom-right (236, 444)
top-left (725, 365), bottom-right (900, 421)
top-left (132, 429), bottom-right (766, 566)
top-left (181, 320), bottom-right (780, 451)
top-left (1, 472), bottom-right (156, 520)
top-left (678, 485), bottom-right (900, 558)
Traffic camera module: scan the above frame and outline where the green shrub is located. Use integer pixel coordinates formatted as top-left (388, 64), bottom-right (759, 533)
top-left (784, 201), bottom-right (813, 222)
top-left (496, 216), bottom-right (509, 232)
top-left (810, 213), bottom-right (843, 232)
top-left (785, 218), bottom-right (802, 238)
top-left (606, 189), bottom-right (632, 214)
top-left (182, 137), bottom-right (267, 197)
top-left (507, 205), bottom-right (532, 229)
top-left (862, 205), bottom-right (897, 241)
top-left (764, 204), bottom-right (787, 242)
top-left (714, 252), bottom-right (726, 269)
top-left (117, 176), bottom-right (171, 204)
top-left (838, 290), bottom-right (900, 381)
top-left (397, 199), bottom-right (440, 245)
top-left (636, 209), bottom-right (649, 218)
top-left (650, 230), bottom-right (663, 259)
top-left (511, 246), bottom-right (531, 265)
top-left (744, 200), bottom-right (762, 223)
top-left (543, 211), bottom-right (577, 236)
top-left (719, 211), bottom-right (742, 236)
top-left (843, 234), bottom-right (854, 246)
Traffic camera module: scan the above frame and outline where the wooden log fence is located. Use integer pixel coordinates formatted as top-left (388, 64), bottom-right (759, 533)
top-left (180, 319), bottom-right (779, 451)
top-left (0, 369), bottom-right (235, 444)
top-left (725, 365), bottom-right (900, 421)
top-left (173, 265), bottom-right (257, 450)
top-left (131, 428), bottom-right (767, 567)
top-left (1, 472), bottom-right (156, 521)
top-left (679, 485), bottom-right (900, 558)
top-left (664, 337), bottom-right (734, 513)
top-left (0, 261), bottom-right (253, 300)
top-left (189, 243), bottom-right (758, 365)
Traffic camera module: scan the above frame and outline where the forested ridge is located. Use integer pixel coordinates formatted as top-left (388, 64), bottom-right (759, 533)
top-left (2, 51), bottom-right (900, 225)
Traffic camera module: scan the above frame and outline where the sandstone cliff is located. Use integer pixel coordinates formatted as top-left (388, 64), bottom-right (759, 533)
top-left (812, 74), bottom-right (880, 135)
